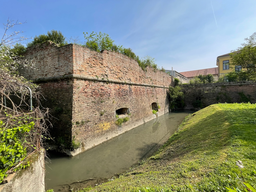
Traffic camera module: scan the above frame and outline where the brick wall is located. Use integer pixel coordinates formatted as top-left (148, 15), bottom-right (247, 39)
top-left (182, 82), bottom-right (256, 110)
top-left (24, 42), bottom-right (172, 155)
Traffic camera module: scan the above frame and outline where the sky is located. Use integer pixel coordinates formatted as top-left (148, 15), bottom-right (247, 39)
top-left (1, 0), bottom-right (256, 72)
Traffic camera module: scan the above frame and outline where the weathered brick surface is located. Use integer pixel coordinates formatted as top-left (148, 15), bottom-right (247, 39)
top-left (73, 44), bottom-right (171, 86)
top-left (22, 43), bottom-right (73, 80)
top-left (24, 43), bottom-right (172, 155)
top-left (72, 80), bottom-right (169, 143)
top-left (183, 82), bottom-right (256, 109)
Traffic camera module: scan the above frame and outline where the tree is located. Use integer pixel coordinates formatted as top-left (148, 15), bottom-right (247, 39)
top-left (0, 19), bottom-right (28, 46)
top-left (27, 30), bottom-right (67, 47)
top-left (230, 32), bottom-right (256, 80)
top-left (83, 31), bottom-right (114, 52)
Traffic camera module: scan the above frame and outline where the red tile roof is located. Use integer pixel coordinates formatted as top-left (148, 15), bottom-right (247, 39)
top-left (180, 67), bottom-right (218, 78)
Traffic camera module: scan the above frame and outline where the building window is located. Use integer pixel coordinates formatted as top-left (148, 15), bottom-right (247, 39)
top-left (235, 65), bottom-right (242, 72)
top-left (223, 60), bottom-right (229, 70)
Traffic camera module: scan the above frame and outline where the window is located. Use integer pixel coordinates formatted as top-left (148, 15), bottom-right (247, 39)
top-left (151, 102), bottom-right (158, 111)
top-left (235, 65), bottom-right (242, 72)
top-left (223, 60), bottom-right (229, 70)
top-left (116, 108), bottom-right (129, 115)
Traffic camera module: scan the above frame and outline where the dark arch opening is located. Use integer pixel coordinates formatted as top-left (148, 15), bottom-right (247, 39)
top-left (116, 108), bottom-right (129, 115)
top-left (152, 102), bottom-right (158, 111)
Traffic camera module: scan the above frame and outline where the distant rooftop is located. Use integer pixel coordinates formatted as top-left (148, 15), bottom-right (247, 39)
top-left (179, 67), bottom-right (218, 78)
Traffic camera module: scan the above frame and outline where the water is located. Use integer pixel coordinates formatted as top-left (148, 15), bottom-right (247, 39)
top-left (45, 112), bottom-right (189, 191)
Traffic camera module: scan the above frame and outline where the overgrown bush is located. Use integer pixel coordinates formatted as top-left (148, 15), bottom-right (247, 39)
top-left (115, 117), bottom-right (129, 126)
top-left (27, 30), bottom-right (67, 47)
top-left (83, 31), bottom-right (162, 71)
top-left (190, 74), bottom-right (214, 84)
top-left (0, 115), bottom-right (36, 183)
top-left (168, 85), bottom-right (185, 110)
top-left (11, 43), bottom-right (26, 56)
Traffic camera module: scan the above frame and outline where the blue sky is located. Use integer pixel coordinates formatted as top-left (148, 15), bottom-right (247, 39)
top-left (1, 0), bottom-right (256, 72)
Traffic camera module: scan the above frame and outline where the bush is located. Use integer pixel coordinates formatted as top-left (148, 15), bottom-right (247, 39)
top-left (11, 43), bottom-right (26, 56)
top-left (0, 118), bottom-right (35, 183)
top-left (27, 30), bottom-right (67, 47)
top-left (168, 86), bottom-right (185, 110)
top-left (83, 31), bottom-right (114, 52)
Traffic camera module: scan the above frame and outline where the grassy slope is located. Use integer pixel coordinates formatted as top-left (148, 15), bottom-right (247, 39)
top-left (83, 103), bottom-right (256, 192)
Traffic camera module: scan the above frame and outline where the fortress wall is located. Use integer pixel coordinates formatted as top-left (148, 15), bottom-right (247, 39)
top-left (24, 43), bottom-right (172, 155)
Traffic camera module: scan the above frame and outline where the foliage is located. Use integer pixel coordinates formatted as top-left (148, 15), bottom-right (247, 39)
top-left (152, 110), bottom-right (157, 115)
top-left (115, 117), bottom-right (129, 126)
top-left (86, 103), bottom-right (256, 191)
top-left (0, 19), bottom-right (28, 46)
top-left (139, 56), bottom-right (157, 70)
top-left (10, 43), bottom-right (26, 56)
top-left (230, 32), bottom-right (256, 80)
top-left (83, 31), bottom-right (114, 52)
top-left (0, 115), bottom-right (35, 183)
top-left (27, 30), bottom-right (67, 47)
top-left (227, 182), bottom-right (256, 192)
top-left (71, 139), bottom-right (80, 150)
top-left (174, 78), bottom-right (180, 86)
top-left (168, 86), bottom-right (185, 110)
top-left (83, 31), bottom-right (161, 71)
top-left (0, 21), bottom-right (49, 184)
top-left (223, 71), bottom-right (252, 82)
top-left (190, 74), bottom-right (214, 84)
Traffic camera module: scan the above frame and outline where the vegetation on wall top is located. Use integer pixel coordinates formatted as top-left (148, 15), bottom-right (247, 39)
top-left (27, 30), bottom-right (67, 48)
top-left (83, 31), bottom-right (162, 71)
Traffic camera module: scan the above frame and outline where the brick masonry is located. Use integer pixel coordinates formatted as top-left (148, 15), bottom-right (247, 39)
top-left (182, 82), bottom-right (256, 109)
top-left (22, 42), bottom-right (172, 156)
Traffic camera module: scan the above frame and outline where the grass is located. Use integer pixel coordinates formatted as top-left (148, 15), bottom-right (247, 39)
top-left (79, 103), bottom-right (256, 191)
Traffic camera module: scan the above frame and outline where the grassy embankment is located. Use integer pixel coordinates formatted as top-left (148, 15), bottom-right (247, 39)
top-left (81, 103), bottom-right (256, 191)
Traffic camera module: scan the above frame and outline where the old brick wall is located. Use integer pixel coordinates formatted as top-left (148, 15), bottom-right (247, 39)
top-left (182, 82), bottom-right (256, 110)
top-left (24, 43), bottom-right (172, 155)
top-left (72, 80), bottom-right (169, 154)
top-left (72, 45), bottom-right (170, 86)
top-left (22, 42), bottom-right (73, 80)
top-left (38, 79), bottom-right (73, 149)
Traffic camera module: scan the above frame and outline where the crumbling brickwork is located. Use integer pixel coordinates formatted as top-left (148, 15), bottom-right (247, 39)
top-left (23, 42), bottom-right (172, 156)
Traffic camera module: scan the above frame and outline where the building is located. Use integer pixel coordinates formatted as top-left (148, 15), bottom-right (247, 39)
top-left (179, 67), bottom-right (219, 81)
top-left (165, 70), bottom-right (189, 84)
top-left (216, 52), bottom-right (242, 77)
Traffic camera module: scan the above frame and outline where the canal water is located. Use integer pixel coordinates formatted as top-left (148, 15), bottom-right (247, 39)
top-left (45, 112), bottom-right (189, 191)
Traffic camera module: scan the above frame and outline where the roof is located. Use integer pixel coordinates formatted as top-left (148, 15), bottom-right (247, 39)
top-left (217, 50), bottom-right (240, 58)
top-left (217, 53), bottom-right (230, 58)
top-left (179, 67), bottom-right (218, 78)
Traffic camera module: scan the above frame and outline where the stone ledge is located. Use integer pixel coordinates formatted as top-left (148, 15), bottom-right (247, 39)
top-left (34, 74), bottom-right (170, 89)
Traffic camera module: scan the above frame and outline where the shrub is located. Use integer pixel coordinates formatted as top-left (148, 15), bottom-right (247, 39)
top-left (27, 30), bottom-right (67, 47)
top-left (168, 86), bottom-right (185, 110)
top-left (11, 43), bottom-right (26, 56)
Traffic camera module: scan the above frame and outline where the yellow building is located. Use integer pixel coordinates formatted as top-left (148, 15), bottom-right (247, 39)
top-left (216, 52), bottom-right (242, 77)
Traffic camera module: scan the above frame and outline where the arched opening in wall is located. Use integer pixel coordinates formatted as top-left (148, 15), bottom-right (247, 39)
top-left (116, 108), bottom-right (129, 117)
top-left (152, 102), bottom-right (158, 111)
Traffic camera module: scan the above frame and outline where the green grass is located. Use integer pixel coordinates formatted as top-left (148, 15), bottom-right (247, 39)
top-left (80, 103), bottom-right (256, 192)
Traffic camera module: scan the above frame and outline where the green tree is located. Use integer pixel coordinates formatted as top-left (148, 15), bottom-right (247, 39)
top-left (230, 32), bottom-right (256, 80)
top-left (83, 31), bottom-right (114, 52)
top-left (27, 30), bottom-right (66, 47)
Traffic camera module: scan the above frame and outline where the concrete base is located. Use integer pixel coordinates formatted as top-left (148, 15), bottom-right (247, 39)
top-left (0, 150), bottom-right (45, 192)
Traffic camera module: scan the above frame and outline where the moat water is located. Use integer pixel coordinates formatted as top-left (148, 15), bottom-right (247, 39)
top-left (45, 112), bottom-right (190, 191)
